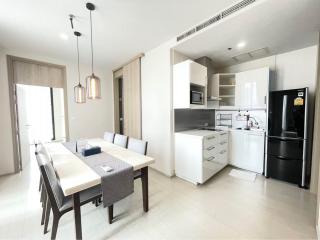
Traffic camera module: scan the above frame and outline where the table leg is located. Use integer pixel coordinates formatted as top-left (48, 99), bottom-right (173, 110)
top-left (73, 192), bottom-right (82, 240)
top-left (141, 167), bottom-right (149, 212)
top-left (108, 205), bottom-right (114, 224)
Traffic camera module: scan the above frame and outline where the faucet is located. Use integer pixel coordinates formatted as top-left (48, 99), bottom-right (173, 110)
top-left (244, 111), bottom-right (251, 130)
top-left (249, 116), bottom-right (260, 128)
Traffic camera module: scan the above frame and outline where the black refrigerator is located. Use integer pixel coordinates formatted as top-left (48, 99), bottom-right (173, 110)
top-left (266, 88), bottom-right (309, 188)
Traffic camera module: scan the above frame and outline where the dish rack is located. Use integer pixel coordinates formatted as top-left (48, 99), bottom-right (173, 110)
top-left (216, 113), bottom-right (232, 128)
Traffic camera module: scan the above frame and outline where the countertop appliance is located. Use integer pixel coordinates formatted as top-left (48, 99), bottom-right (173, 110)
top-left (266, 88), bottom-right (309, 188)
top-left (190, 90), bottom-right (204, 105)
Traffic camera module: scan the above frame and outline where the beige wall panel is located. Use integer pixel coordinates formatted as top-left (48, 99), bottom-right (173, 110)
top-left (123, 58), bottom-right (141, 139)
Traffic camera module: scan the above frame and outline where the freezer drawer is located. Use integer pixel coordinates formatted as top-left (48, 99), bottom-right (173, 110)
top-left (267, 137), bottom-right (303, 159)
top-left (267, 155), bottom-right (302, 185)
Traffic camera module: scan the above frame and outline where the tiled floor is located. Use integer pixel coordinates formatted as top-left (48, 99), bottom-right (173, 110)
top-left (0, 155), bottom-right (317, 239)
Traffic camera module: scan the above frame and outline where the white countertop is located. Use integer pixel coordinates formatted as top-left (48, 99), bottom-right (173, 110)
top-left (175, 128), bottom-right (265, 137)
top-left (175, 129), bottom-right (226, 137)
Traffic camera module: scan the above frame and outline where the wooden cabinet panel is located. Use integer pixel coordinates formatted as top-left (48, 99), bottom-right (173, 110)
top-left (123, 58), bottom-right (141, 139)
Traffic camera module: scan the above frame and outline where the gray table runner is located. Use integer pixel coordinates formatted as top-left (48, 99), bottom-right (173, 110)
top-left (63, 142), bottom-right (134, 207)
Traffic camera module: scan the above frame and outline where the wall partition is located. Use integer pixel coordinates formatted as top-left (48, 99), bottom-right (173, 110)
top-left (113, 54), bottom-right (143, 139)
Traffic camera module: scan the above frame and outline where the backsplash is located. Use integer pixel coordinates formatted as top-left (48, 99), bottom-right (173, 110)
top-left (174, 109), bottom-right (215, 132)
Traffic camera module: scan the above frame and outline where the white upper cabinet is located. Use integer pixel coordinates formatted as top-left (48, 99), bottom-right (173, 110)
top-left (235, 67), bottom-right (269, 109)
top-left (188, 60), bottom-right (207, 86)
top-left (173, 60), bottom-right (207, 109)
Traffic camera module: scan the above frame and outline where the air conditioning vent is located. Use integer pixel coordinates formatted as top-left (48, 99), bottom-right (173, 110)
top-left (221, 0), bottom-right (256, 18)
top-left (176, 0), bottom-right (256, 42)
top-left (177, 28), bottom-right (196, 42)
top-left (195, 14), bottom-right (221, 32)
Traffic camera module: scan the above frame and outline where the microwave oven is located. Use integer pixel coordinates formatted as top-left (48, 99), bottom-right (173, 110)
top-left (190, 90), bottom-right (204, 105)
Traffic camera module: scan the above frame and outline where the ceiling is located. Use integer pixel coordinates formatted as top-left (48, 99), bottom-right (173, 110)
top-left (174, 0), bottom-right (320, 68)
top-left (0, 0), bottom-right (240, 69)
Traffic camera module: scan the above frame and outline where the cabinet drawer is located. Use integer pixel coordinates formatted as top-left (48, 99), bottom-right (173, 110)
top-left (219, 132), bottom-right (228, 140)
top-left (203, 145), bottom-right (219, 159)
top-left (218, 139), bottom-right (228, 148)
top-left (203, 154), bottom-right (218, 162)
top-left (203, 135), bottom-right (218, 148)
top-left (202, 160), bottom-right (223, 182)
top-left (216, 148), bottom-right (228, 164)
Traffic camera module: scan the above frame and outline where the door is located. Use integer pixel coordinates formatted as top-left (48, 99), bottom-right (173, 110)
top-left (250, 68), bottom-right (269, 108)
top-left (229, 130), bottom-right (245, 167)
top-left (189, 61), bottom-right (207, 86)
top-left (123, 58), bottom-right (141, 139)
top-left (235, 72), bottom-right (251, 108)
top-left (235, 68), bottom-right (269, 109)
top-left (268, 88), bottom-right (306, 139)
top-left (16, 85), bottom-right (31, 169)
top-left (52, 88), bottom-right (66, 141)
top-left (245, 132), bottom-right (265, 173)
top-left (230, 130), bottom-right (265, 173)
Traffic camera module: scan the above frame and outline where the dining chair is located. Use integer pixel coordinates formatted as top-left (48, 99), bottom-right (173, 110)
top-left (127, 138), bottom-right (148, 155)
top-left (38, 154), bottom-right (102, 240)
top-left (103, 131), bottom-right (115, 143)
top-left (107, 137), bottom-right (148, 225)
top-left (35, 150), bottom-right (49, 230)
top-left (113, 134), bottom-right (128, 148)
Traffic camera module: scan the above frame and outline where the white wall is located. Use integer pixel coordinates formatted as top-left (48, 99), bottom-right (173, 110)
top-left (141, 40), bottom-right (176, 176)
top-left (220, 45), bottom-right (319, 193)
top-left (0, 47), bottom-right (114, 175)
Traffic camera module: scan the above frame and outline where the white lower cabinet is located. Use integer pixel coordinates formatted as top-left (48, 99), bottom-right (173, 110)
top-left (175, 130), bottom-right (228, 184)
top-left (229, 130), bottom-right (265, 173)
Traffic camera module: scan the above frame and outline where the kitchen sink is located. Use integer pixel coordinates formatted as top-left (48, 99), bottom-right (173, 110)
top-left (234, 127), bottom-right (264, 132)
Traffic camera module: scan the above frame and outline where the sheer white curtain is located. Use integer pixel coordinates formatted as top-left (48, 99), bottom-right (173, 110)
top-left (17, 84), bottom-right (53, 143)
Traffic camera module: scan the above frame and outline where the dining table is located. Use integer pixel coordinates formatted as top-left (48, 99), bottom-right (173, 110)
top-left (43, 138), bottom-right (155, 239)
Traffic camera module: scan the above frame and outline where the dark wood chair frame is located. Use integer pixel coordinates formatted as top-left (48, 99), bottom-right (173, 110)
top-left (39, 162), bottom-right (102, 239)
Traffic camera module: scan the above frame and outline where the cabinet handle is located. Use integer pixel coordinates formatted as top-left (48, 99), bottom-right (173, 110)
top-left (220, 141), bottom-right (227, 145)
top-left (205, 156), bottom-right (215, 161)
top-left (206, 146), bottom-right (215, 151)
top-left (220, 150), bottom-right (227, 154)
top-left (220, 133), bottom-right (227, 136)
top-left (264, 96), bottom-right (266, 104)
top-left (207, 136), bottom-right (216, 140)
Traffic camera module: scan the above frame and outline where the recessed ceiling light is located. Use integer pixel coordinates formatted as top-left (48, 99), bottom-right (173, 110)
top-left (59, 33), bottom-right (69, 40)
top-left (237, 42), bottom-right (246, 48)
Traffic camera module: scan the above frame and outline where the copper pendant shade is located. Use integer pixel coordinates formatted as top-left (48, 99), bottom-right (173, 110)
top-left (86, 2), bottom-right (101, 99)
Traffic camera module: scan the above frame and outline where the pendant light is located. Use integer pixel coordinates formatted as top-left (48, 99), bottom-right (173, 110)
top-left (74, 31), bottom-right (86, 103)
top-left (86, 2), bottom-right (101, 99)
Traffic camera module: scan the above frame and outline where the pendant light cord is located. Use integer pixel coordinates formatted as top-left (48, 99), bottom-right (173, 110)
top-left (89, 10), bottom-right (94, 74)
top-left (76, 35), bottom-right (81, 85)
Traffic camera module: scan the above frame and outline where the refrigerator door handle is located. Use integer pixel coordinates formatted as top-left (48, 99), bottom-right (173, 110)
top-left (275, 155), bottom-right (300, 161)
top-left (267, 136), bottom-right (304, 141)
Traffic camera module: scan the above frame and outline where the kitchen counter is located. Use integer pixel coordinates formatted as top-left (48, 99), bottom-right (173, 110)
top-left (175, 129), bottom-right (226, 137)
top-left (175, 129), bottom-right (229, 184)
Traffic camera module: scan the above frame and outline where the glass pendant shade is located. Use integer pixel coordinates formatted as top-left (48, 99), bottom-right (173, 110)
top-left (86, 73), bottom-right (101, 99)
top-left (74, 83), bottom-right (86, 103)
